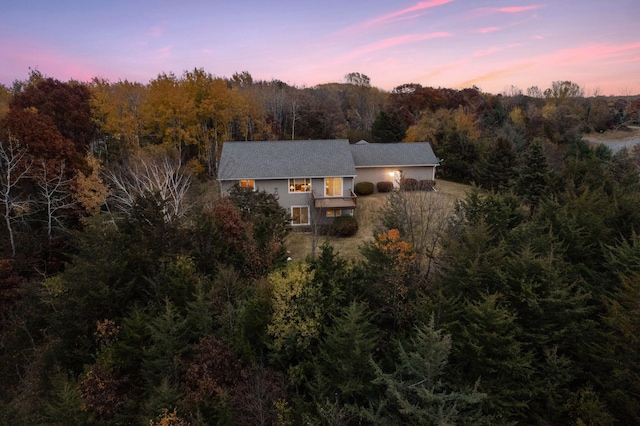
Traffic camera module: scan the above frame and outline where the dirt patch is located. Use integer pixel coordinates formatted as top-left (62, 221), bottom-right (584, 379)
top-left (583, 127), bottom-right (640, 152)
top-left (285, 180), bottom-right (471, 262)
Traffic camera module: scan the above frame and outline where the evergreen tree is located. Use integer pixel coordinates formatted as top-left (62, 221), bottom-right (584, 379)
top-left (515, 138), bottom-right (549, 215)
top-left (308, 302), bottom-right (379, 418)
top-left (371, 110), bottom-right (406, 143)
top-left (142, 299), bottom-right (188, 390)
top-left (365, 319), bottom-right (488, 425)
top-left (478, 136), bottom-right (517, 191)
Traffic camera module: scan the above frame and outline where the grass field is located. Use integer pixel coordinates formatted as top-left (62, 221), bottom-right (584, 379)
top-left (285, 179), bottom-right (472, 262)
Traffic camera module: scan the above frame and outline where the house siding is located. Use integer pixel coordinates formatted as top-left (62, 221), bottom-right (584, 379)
top-left (220, 176), bottom-right (355, 227)
top-left (355, 166), bottom-right (436, 191)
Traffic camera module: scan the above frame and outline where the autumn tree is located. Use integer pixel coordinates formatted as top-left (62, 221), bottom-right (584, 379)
top-left (73, 153), bottom-right (109, 216)
top-left (9, 77), bottom-right (95, 154)
top-left (90, 78), bottom-right (147, 161)
top-left (1, 108), bottom-right (80, 171)
top-left (389, 84), bottom-right (447, 126)
top-left (544, 80), bottom-right (583, 105)
top-left (0, 84), bottom-right (11, 121)
top-left (142, 72), bottom-right (196, 160)
top-left (405, 106), bottom-right (486, 181)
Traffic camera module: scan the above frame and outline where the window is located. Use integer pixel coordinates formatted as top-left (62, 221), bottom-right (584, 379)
top-left (326, 209), bottom-right (342, 217)
top-left (325, 177), bottom-right (342, 197)
top-left (239, 179), bottom-right (255, 190)
top-left (289, 178), bottom-right (311, 193)
top-left (291, 206), bottom-right (310, 225)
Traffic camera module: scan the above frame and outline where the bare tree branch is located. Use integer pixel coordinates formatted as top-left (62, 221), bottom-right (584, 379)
top-left (0, 136), bottom-right (32, 256)
top-left (34, 159), bottom-right (77, 241)
top-left (104, 154), bottom-right (192, 222)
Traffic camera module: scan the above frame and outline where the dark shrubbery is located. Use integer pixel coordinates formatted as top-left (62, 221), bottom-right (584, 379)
top-left (355, 181), bottom-right (375, 196)
top-left (419, 180), bottom-right (436, 191)
top-left (400, 178), bottom-right (418, 191)
top-left (331, 216), bottom-right (359, 237)
top-left (317, 224), bottom-right (333, 236)
top-left (377, 181), bottom-right (394, 193)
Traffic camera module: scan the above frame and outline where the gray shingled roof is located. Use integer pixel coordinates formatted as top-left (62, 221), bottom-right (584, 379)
top-left (218, 140), bottom-right (356, 180)
top-left (350, 142), bottom-right (439, 167)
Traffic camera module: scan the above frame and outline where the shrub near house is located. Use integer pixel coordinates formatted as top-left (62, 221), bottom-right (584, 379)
top-left (355, 181), bottom-right (374, 196)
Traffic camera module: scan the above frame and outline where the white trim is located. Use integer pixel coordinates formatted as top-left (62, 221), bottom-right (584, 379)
top-left (291, 205), bottom-right (310, 225)
top-left (288, 178), bottom-right (312, 193)
top-left (324, 177), bottom-right (343, 197)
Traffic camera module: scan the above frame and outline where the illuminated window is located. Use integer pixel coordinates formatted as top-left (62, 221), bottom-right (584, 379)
top-left (291, 206), bottom-right (309, 225)
top-left (325, 177), bottom-right (342, 197)
top-left (326, 209), bottom-right (342, 217)
top-left (289, 178), bottom-right (311, 193)
top-left (239, 179), bottom-right (255, 190)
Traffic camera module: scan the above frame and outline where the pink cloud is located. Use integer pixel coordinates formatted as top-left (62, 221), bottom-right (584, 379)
top-left (551, 42), bottom-right (640, 65)
top-left (149, 25), bottom-right (164, 38)
top-left (478, 26), bottom-right (499, 33)
top-left (457, 62), bottom-right (532, 88)
top-left (342, 0), bottom-right (453, 34)
top-left (457, 41), bottom-right (640, 94)
top-left (607, 56), bottom-right (640, 64)
top-left (155, 46), bottom-right (173, 59)
top-left (473, 46), bottom-right (502, 57)
top-left (498, 5), bottom-right (542, 13)
top-left (0, 40), bottom-right (101, 84)
top-left (416, 61), bottom-right (467, 81)
top-left (350, 32), bottom-right (452, 56)
top-left (469, 4), bottom-right (543, 19)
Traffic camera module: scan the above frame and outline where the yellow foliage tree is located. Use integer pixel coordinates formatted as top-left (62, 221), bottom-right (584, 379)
top-left (73, 153), bottom-right (109, 215)
top-left (90, 78), bottom-right (148, 156)
top-left (267, 263), bottom-right (320, 352)
top-left (509, 106), bottom-right (525, 126)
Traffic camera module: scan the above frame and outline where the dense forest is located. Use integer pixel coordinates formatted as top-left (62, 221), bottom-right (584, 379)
top-left (1, 68), bottom-right (640, 425)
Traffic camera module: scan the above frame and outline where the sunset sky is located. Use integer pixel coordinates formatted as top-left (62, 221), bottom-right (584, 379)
top-left (1, 0), bottom-right (638, 95)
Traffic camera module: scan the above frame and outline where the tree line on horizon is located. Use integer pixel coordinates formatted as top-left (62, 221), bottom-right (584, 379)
top-left (1, 69), bottom-right (640, 424)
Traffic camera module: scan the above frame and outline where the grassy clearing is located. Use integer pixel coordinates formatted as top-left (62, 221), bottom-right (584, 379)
top-left (582, 127), bottom-right (640, 142)
top-left (285, 179), bottom-right (472, 262)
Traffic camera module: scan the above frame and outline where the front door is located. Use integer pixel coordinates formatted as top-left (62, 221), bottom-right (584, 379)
top-left (392, 171), bottom-right (401, 189)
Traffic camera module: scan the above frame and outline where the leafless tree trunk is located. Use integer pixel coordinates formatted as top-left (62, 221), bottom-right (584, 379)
top-left (104, 154), bottom-right (191, 222)
top-left (35, 160), bottom-right (77, 242)
top-left (291, 99), bottom-right (299, 140)
top-left (0, 136), bottom-right (32, 257)
top-left (383, 185), bottom-right (450, 282)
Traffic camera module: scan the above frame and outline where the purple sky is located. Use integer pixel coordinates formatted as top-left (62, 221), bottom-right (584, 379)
top-left (1, 0), bottom-right (638, 95)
